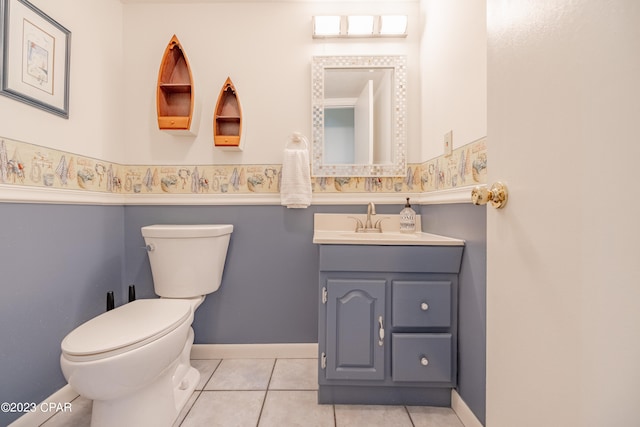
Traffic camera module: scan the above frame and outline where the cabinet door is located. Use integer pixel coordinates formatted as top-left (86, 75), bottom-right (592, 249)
top-left (325, 279), bottom-right (386, 380)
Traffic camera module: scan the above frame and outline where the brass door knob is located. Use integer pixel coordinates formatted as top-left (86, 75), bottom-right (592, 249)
top-left (471, 182), bottom-right (508, 209)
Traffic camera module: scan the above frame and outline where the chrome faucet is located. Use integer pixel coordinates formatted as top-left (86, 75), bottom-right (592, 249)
top-left (365, 202), bottom-right (376, 229)
top-left (349, 202), bottom-right (386, 233)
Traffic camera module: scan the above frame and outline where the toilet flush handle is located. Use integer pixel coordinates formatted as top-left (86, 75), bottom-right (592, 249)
top-left (144, 243), bottom-right (155, 252)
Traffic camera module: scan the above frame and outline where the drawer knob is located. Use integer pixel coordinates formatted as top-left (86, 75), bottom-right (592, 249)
top-left (420, 302), bottom-right (429, 311)
top-left (420, 356), bottom-right (429, 366)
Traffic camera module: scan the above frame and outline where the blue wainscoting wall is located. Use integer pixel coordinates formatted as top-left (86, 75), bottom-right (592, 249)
top-left (0, 201), bottom-right (486, 426)
top-left (421, 203), bottom-right (487, 424)
top-left (0, 203), bottom-right (124, 426)
top-left (123, 204), bottom-right (397, 344)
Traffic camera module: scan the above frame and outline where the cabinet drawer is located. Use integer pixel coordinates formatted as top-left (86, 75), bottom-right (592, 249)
top-left (392, 333), bottom-right (452, 383)
top-left (392, 281), bottom-right (451, 328)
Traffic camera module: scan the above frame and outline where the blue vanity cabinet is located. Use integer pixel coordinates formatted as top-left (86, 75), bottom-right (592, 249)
top-left (317, 244), bottom-right (463, 406)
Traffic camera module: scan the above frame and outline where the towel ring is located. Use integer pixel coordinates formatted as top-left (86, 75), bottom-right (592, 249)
top-left (287, 132), bottom-right (308, 149)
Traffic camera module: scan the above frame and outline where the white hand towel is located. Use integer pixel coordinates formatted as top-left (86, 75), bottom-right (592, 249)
top-left (281, 137), bottom-right (312, 208)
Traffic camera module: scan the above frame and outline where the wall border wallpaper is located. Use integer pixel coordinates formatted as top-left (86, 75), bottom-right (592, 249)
top-left (0, 136), bottom-right (486, 200)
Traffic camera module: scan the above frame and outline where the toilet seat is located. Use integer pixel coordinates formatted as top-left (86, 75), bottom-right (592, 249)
top-left (62, 299), bottom-right (192, 362)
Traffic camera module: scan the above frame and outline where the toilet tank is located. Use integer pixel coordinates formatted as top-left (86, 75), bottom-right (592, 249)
top-left (141, 224), bottom-right (233, 298)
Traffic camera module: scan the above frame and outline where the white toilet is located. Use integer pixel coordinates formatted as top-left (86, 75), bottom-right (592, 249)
top-left (60, 224), bottom-right (233, 427)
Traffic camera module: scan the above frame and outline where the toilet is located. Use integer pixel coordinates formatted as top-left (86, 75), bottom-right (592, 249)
top-left (60, 224), bottom-right (233, 427)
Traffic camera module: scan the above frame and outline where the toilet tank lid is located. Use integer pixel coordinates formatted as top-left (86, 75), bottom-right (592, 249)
top-left (141, 224), bottom-right (233, 238)
top-left (61, 299), bottom-right (191, 357)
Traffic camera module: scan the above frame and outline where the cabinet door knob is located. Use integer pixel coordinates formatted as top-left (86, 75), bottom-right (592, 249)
top-left (378, 316), bottom-right (385, 346)
top-left (420, 302), bottom-right (429, 311)
top-left (420, 356), bottom-right (429, 366)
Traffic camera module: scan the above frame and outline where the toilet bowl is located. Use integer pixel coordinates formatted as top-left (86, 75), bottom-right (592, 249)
top-left (60, 224), bottom-right (233, 427)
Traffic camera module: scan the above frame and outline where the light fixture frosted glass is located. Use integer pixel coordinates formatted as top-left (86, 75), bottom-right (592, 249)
top-left (347, 15), bottom-right (374, 36)
top-left (313, 16), bottom-right (341, 37)
top-left (312, 14), bottom-right (408, 38)
top-left (379, 15), bottom-right (408, 35)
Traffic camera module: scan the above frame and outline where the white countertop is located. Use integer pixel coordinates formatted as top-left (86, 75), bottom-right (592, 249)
top-left (313, 213), bottom-right (465, 246)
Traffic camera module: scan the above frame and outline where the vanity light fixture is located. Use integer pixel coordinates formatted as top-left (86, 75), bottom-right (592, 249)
top-left (379, 15), bottom-right (408, 36)
top-left (312, 15), bottom-right (408, 38)
top-left (347, 15), bottom-right (375, 36)
top-left (313, 15), bottom-right (341, 37)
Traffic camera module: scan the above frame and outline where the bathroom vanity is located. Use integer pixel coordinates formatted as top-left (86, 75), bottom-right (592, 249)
top-left (313, 213), bottom-right (464, 406)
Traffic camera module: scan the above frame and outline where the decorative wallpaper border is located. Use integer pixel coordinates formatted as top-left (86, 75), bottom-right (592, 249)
top-left (0, 136), bottom-right (486, 198)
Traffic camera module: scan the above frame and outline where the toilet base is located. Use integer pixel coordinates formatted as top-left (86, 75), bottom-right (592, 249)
top-left (91, 360), bottom-right (178, 427)
top-left (174, 366), bottom-right (200, 414)
top-left (173, 327), bottom-right (200, 416)
top-left (88, 328), bottom-right (200, 427)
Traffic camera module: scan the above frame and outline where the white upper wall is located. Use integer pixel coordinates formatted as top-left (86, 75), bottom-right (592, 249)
top-left (419, 0), bottom-right (487, 161)
top-left (0, 0), bottom-right (125, 162)
top-left (3, 0), bottom-right (487, 168)
top-left (122, 1), bottom-right (421, 165)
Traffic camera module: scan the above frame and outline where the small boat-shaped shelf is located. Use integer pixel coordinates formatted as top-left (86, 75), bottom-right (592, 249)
top-left (214, 77), bottom-right (243, 149)
top-left (157, 35), bottom-right (195, 134)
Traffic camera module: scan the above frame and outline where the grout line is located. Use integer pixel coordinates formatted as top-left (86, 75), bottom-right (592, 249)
top-left (197, 360), bottom-right (221, 392)
top-left (175, 389), bottom-right (201, 427)
top-left (405, 405), bottom-right (416, 427)
top-left (254, 358), bottom-right (277, 426)
top-left (201, 359), bottom-right (222, 390)
top-left (255, 390), bottom-right (268, 427)
top-left (266, 358), bottom-right (277, 390)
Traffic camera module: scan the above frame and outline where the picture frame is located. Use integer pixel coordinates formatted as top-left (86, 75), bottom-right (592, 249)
top-left (0, 0), bottom-right (70, 118)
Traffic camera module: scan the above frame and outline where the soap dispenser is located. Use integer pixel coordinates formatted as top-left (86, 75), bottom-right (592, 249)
top-left (400, 197), bottom-right (416, 233)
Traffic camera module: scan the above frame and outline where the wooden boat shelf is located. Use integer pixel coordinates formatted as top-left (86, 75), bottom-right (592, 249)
top-left (157, 35), bottom-right (195, 134)
top-left (214, 77), bottom-right (243, 149)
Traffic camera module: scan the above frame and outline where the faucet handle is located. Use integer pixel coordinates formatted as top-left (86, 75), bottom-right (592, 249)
top-left (374, 217), bottom-right (390, 232)
top-left (348, 216), bottom-right (365, 232)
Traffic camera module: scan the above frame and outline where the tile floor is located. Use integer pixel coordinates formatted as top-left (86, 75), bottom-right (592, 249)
top-left (41, 358), bottom-right (464, 427)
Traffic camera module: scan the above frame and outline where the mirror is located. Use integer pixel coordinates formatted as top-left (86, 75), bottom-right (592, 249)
top-left (311, 55), bottom-right (407, 177)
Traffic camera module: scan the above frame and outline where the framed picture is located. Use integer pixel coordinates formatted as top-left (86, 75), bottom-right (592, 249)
top-left (0, 0), bottom-right (70, 118)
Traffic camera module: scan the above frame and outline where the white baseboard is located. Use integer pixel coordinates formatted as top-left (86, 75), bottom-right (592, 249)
top-left (190, 343), bottom-right (318, 359)
top-left (451, 389), bottom-right (484, 427)
top-left (8, 384), bottom-right (80, 427)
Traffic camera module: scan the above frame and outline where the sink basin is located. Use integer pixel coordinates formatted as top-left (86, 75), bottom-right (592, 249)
top-left (313, 214), bottom-right (464, 246)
